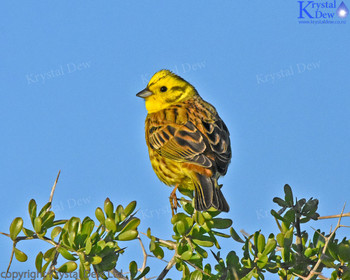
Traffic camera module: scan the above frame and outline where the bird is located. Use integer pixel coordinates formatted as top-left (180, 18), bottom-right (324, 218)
top-left (137, 70), bottom-right (231, 214)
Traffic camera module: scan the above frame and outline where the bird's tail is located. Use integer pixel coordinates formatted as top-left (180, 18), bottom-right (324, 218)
top-left (194, 174), bottom-right (229, 212)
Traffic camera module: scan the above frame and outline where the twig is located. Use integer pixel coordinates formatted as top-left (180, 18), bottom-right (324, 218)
top-left (0, 232), bottom-right (11, 238)
top-left (138, 236), bottom-right (148, 280)
top-left (140, 232), bottom-right (176, 249)
top-left (16, 234), bottom-right (59, 247)
top-left (6, 244), bottom-right (15, 274)
top-left (294, 203), bottom-right (303, 255)
top-left (318, 212), bottom-right (350, 220)
top-left (240, 229), bottom-right (250, 238)
top-left (47, 250), bottom-right (60, 277)
top-left (156, 253), bottom-right (176, 280)
top-left (110, 268), bottom-right (128, 280)
top-left (49, 170), bottom-right (61, 207)
top-left (183, 260), bottom-right (210, 276)
top-left (92, 265), bottom-right (99, 280)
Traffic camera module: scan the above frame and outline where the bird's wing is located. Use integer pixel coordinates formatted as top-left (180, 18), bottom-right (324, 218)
top-left (148, 121), bottom-right (213, 168)
top-left (201, 118), bottom-right (231, 175)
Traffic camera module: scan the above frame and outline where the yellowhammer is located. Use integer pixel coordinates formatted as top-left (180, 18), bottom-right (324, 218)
top-left (137, 70), bottom-right (231, 214)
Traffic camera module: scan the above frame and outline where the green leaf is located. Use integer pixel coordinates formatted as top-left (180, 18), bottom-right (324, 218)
top-left (171, 213), bottom-right (188, 224)
top-left (42, 261), bottom-right (51, 274)
top-left (22, 227), bottom-right (35, 237)
top-left (182, 201), bottom-right (194, 215)
top-left (35, 252), bottom-right (43, 272)
top-left (120, 218), bottom-right (140, 233)
top-left (52, 220), bottom-right (67, 226)
top-left (263, 234), bottom-right (277, 255)
top-left (10, 217), bottom-right (23, 240)
top-left (284, 227), bottom-right (294, 248)
top-left (276, 233), bottom-right (284, 247)
top-left (134, 267), bottom-right (150, 280)
top-left (257, 254), bottom-right (268, 269)
top-left (270, 210), bottom-right (286, 222)
top-left (153, 245), bottom-right (164, 259)
top-left (284, 184), bottom-right (293, 206)
top-left (104, 198), bottom-right (114, 219)
top-left (14, 247), bottom-right (28, 262)
top-left (41, 211), bottom-right (55, 229)
top-left (115, 205), bottom-right (125, 222)
top-left (304, 247), bottom-right (318, 258)
top-left (212, 230), bottom-right (231, 238)
top-left (283, 209), bottom-right (295, 225)
top-left (273, 197), bottom-right (287, 207)
top-left (230, 228), bottom-right (244, 243)
top-left (301, 198), bottom-right (318, 215)
top-left (95, 207), bottom-right (105, 224)
top-left (190, 270), bottom-right (203, 280)
top-left (105, 217), bottom-right (117, 233)
top-left (124, 201), bottom-right (137, 217)
top-left (57, 261), bottom-right (77, 273)
top-left (39, 202), bottom-right (52, 217)
top-left (192, 238), bottom-right (214, 247)
top-left (44, 247), bottom-right (56, 262)
top-left (117, 230), bottom-right (138, 241)
top-left (57, 247), bottom-right (77, 261)
top-left (29, 199), bottom-right (37, 224)
top-left (85, 237), bottom-right (92, 255)
top-left (91, 255), bottom-right (102, 265)
top-left (338, 243), bottom-right (350, 262)
top-left (194, 245), bottom-right (208, 258)
top-left (51, 226), bottom-right (62, 241)
top-left (129, 261), bottom-right (138, 279)
top-left (79, 262), bottom-right (89, 280)
top-left (257, 234), bottom-right (266, 253)
top-left (81, 217), bottom-right (95, 237)
top-left (194, 211), bottom-right (205, 226)
top-left (68, 217), bottom-right (81, 233)
top-left (34, 216), bottom-right (42, 233)
top-left (176, 221), bottom-right (186, 235)
top-left (226, 251), bottom-right (239, 268)
top-left (212, 218), bottom-right (232, 229)
top-left (181, 250), bottom-right (193, 261)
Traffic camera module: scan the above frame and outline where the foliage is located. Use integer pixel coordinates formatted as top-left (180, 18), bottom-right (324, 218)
top-left (2, 184), bottom-right (350, 280)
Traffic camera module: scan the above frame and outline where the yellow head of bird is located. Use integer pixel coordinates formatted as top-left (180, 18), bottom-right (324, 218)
top-left (137, 70), bottom-right (198, 113)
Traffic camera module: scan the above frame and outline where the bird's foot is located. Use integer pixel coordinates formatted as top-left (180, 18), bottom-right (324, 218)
top-left (170, 184), bottom-right (181, 216)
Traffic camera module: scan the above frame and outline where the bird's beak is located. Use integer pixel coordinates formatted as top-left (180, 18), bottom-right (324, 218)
top-left (136, 88), bottom-right (153, 98)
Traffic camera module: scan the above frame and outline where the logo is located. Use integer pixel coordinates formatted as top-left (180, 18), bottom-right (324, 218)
top-left (337, 1), bottom-right (349, 17)
top-left (298, 0), bottom-right (348, 24)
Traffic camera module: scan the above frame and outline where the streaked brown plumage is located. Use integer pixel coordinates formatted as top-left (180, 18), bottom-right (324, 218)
top-left (137, 70), bottom-right (231, 212)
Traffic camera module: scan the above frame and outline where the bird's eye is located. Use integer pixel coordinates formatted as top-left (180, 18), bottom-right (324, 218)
top-left (160, 86), bottom-right (167, 92)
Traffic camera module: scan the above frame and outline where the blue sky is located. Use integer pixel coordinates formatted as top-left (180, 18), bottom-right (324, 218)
top-left (1, 1), bottom-right (349, 278)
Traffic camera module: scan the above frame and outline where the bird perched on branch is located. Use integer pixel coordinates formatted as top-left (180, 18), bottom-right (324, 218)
top-left (137, 70), bottom-right (231, 215)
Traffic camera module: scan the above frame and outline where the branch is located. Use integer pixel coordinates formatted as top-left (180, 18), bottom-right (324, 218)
top-left (318, 212), bottom-right (350, 220)
top-left (110, 268), bottom-right (128, 280)
top-left (303, 204), bottom-right (346, 280)
top-left (16, 234), bottom-right (59, 247)
top-left (138, 236), bottom-right (148, 280)
top-left (156, 253), bottom-right (176, 280)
